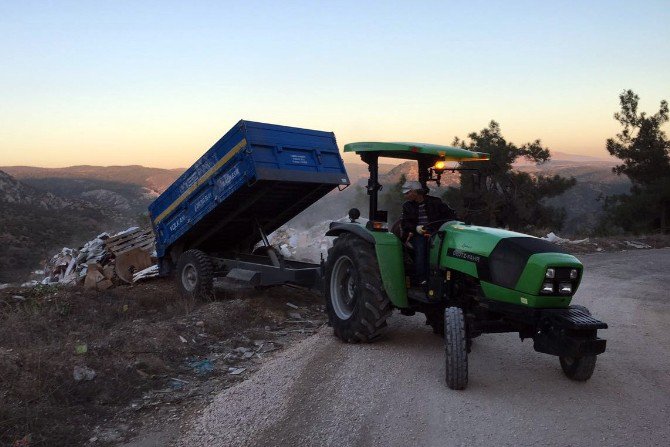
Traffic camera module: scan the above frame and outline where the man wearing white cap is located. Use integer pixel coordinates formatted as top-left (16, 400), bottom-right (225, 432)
top-left (401, 181), bottom-right (456, 286)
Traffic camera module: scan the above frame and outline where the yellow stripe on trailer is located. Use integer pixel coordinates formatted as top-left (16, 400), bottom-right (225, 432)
top-left (153, 138), bottom-right (247, 224)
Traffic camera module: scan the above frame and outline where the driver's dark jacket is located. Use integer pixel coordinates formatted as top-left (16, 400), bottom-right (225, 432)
top-left (401, 195), bottom-right (456, 236)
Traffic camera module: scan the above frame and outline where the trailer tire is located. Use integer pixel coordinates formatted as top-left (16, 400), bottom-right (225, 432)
top-left (560, 304), bottom-right (597, 381)
top-left (325, 234), bottom-right (391, 343)
top-left (176, 249), bottom-right (214, 301)
top-left (444, 307), bottom-right (468, 390)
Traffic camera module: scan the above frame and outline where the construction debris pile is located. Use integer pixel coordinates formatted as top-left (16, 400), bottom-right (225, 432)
top-left (268, 216), bottom-right (368, 263)
top-left (24, 227), bottom-right (158, 290)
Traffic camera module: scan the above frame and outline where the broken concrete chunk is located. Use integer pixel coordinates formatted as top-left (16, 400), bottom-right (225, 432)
top-left (96, 279), bottom-right (113, 290)
top-left (102, 265), bottom-right (115, 280)
top-left (73, 365), bottom-right (96, 382)
top-left (84, 270), bottom-right (105, 289)
top-left (132, 265), bottom-right (159, 283)
top-left (228, 367), bottom-right (246, 375)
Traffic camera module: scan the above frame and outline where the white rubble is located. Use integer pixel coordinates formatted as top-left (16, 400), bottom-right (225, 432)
top-left (132, 265), bottom-right (159, 283)
top-left (73, 365), bottom-right (96, 382)
top-left (543, 232), bottom-right (589, 245)
top-left (267, 216), bottom-right (368, 263)
top-left (25, 226), bottom-right (157, 288)
top-left (625, 240), bottom-right (651, 249)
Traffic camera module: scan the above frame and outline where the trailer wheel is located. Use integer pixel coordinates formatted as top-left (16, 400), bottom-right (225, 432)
top-left (176, 249), bottom-right (214, 300)
top-left (560, 304), bottom-right (597, 381)
top-left (325, 234), bottom-right (391, 343)
top-left (444, 306), bottom-right (468, 390)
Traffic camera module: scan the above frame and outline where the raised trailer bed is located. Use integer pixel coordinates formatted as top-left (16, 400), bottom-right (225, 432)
top-left (149, 120), bottom-right (349, 297)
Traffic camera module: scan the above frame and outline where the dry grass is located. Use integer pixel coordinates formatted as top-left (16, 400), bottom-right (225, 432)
top-left (0, 279), bottom-right (324, 446)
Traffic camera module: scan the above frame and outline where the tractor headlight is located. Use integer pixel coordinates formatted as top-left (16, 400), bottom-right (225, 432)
top-left (559, 282), bottom-right (572, 295)
top-left (570, 269), bottom-right (579, 279)
top-left (545, 268), bottom-right (555, 279)
top-left (541, 282), bottom-right (554, 294)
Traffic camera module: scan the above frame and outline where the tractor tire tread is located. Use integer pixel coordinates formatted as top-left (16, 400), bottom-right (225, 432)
top-left (444, 306), bottom-right (468, 390)
top-left (176, 249), bottom-right (214, 301)
top-left (325, 234), bottom-right (392, 343)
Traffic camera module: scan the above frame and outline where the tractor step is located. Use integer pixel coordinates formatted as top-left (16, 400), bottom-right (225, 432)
top-left (542, 308), bottom-right (608, 330)
top-left (407, 287), bottom-right (437, 303)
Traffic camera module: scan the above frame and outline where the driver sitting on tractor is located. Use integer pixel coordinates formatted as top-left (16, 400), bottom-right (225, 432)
top-left (401, 181), bottom-right (456, 286)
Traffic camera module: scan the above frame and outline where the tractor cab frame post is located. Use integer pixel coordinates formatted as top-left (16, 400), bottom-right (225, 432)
top-left (362, 153), bottom-right (383, 222)
top-left (361, 152), bottom-right (441, 223)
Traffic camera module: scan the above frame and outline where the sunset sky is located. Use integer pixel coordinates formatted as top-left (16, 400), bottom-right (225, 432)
top-left (1, 0), bottom-right (668, 168)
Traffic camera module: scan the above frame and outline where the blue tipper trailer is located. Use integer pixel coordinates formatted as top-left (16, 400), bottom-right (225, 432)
top-left (149, 120), bottom-right (350, 298)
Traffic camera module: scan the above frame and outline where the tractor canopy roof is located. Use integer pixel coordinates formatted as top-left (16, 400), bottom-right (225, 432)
top-left (343, 142), bottom-right (489, 162)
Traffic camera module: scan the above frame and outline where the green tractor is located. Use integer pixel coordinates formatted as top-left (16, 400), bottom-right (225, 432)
top-left (324, 142), bottom-right (607, 390)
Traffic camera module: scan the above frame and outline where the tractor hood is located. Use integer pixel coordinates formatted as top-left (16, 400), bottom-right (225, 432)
top-left (439, 223), bottom-right (583, 308)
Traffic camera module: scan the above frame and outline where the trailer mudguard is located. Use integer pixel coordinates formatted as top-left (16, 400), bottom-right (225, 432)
top-left (326, 223), bottom-right (408, 308)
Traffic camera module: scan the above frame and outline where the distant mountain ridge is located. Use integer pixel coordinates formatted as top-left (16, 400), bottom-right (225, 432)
top-left (0, 169), bottom-right (132, 282)
top-left (1, 165), bottom-right (185, 195)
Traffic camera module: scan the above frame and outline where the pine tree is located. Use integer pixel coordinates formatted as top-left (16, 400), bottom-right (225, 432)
top-left (445, 121), bottom-right (575, 231)
top-left (604, 90), bottom-right (670, 233)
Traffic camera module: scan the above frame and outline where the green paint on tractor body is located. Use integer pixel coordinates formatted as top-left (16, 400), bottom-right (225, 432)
top-left (339, 141), bottom-right (584, 311)
top-left (435, 222), bottom-right (582, 309)
top-left (344, 141), bottom-right (489, 162)
top-left (369, 231), bottom-right (408, 308)
top-left (349, 220), bottom-right (582, 311)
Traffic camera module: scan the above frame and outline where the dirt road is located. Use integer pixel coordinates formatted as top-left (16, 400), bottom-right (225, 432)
top-left (179, 249), bottom-right (670, 447)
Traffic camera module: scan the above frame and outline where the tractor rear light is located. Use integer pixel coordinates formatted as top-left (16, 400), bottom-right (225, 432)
top-left (541, 282), bottom-right (554, 294)
top-left (559, 282), bottom-right (572, 295)
top-left (570, 269), bottom-right (579, 279)
top-left (545, 268), bottom-right (555, 279)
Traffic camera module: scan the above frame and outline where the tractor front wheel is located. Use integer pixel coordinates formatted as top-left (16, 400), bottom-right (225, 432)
top-left (559, 304), bottom-right (597, 381)
top-left (559, 355), bottom-right (597, 381)
top-left (444, 306), bottom-right (468, 390)
top-left (325, 234), bottom-right (391, 342)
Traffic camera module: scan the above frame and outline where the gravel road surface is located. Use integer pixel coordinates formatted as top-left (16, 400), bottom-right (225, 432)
top-left (179, 249), bottom-right (670, 447)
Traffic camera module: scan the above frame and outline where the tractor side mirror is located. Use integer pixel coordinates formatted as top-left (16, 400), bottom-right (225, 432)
top-left (348, 208), bottom-right (361, 222)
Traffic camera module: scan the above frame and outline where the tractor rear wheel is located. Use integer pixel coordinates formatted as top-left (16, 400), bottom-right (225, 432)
top-left (444, 306), bottom-right (468, 390)
top-left (559, 304), bottom-right (597, 381)
top-left (176, 249), bottom-right (214, 301)
top-left (325, 234), bottom-right (391, 342)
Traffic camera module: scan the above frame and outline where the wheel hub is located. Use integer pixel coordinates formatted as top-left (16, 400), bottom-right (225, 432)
top-left (330, 256), bottom-right (356, 319)
top-left (182, 263), bottom-right (198, 292)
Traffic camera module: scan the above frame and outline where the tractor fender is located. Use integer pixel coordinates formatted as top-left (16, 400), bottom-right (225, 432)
top-left (325, 222), bottom-right (408, 308)
top-left (325, 222), bottom-right (375, 243)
